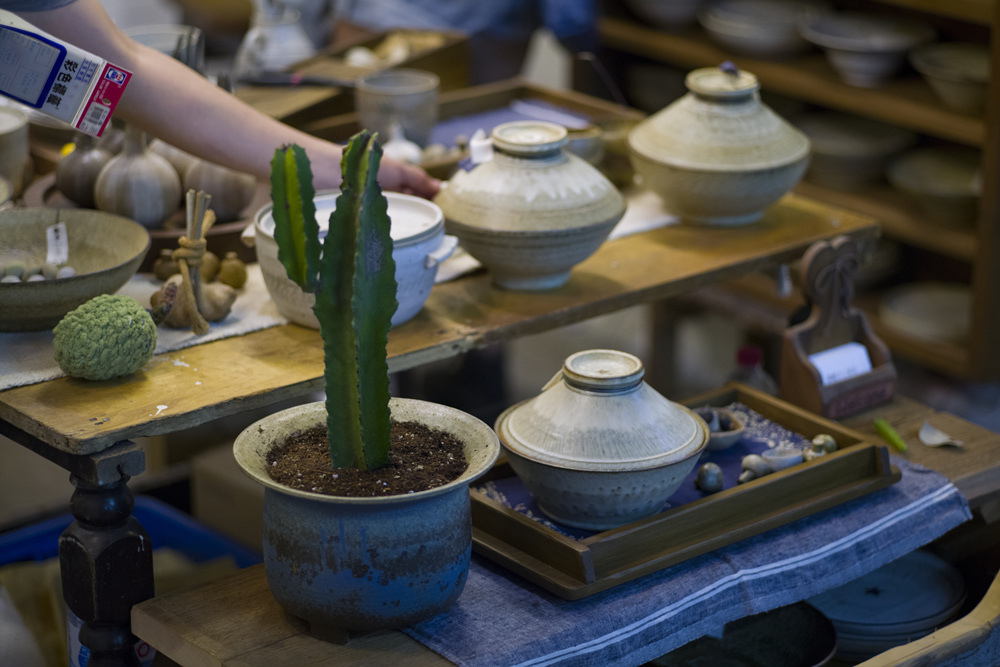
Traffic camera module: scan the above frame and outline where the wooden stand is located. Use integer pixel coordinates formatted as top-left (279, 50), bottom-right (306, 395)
top-left (780, 236), bottom-right (896, 418)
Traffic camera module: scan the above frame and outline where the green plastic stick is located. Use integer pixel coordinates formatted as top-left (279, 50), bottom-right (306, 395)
top-left (874, 418), bottom-right (908, 452)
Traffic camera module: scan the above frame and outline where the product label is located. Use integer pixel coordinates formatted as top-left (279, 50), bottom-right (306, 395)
top-left (0, 12), bottom-right (130, 136)
top-left (46, 221), bottom-right (69, 265)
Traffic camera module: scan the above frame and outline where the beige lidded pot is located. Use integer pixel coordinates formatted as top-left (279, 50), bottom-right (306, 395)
top-left (434, 120), bottom-right (626, 291)
top-left (628, 65), bottom-right (811, 225)
top-left (495, 349), bottom-right (709, 530)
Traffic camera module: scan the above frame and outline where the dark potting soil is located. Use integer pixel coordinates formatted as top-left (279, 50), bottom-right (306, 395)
top-left (265, 420), bottom-right (468, 497)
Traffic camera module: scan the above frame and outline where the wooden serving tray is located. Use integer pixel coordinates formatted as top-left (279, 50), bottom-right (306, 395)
top-left (471, 383), bottom-right (901, 600)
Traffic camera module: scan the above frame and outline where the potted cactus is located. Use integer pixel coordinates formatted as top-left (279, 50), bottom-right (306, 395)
top-left (232, 131), bottom-right (500, 640)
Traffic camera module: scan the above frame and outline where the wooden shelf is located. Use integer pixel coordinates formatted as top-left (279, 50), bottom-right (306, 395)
top-left (867, 0), bottom-right (994, 25)
top-left (599, 17), bottom-right (986, 146)
top-left (793, 181), bottom-right (978, 262)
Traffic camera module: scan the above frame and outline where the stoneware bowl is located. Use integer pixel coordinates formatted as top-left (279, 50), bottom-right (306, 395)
top-left (698, 0), bottom-right (823, 58)
top-left (799, 11), bottom-right (936, 87)
top-left (435, 121), bottom-right (626, 290)
top-left (495, 349), bottom-right (709, 530)
top-left (252, 190), bottom-right (457, 328)
top-left (0, 208), bottom-right (151, 332)
top-left (628, 66), bottom-right (811, 225)
top-left (887, 146), bottom-right (981, 228)
top-left (794, 111), bottom-right (917, 191)
top-left (910, 42), bottom-right (990, 115)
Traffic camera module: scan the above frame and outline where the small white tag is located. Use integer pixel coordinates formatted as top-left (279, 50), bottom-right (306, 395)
top-left (468, 128), bottom-right (493, 165)
top-left (808, 342), bottom-right (873, 386)
top-left (46, 221), bottom-right (69, 265)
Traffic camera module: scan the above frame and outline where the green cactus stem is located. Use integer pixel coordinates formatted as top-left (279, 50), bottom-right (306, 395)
top-left (270, 132), bottom-right (398, 470)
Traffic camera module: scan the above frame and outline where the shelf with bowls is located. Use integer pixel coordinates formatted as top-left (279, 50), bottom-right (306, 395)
top-left (596, 0), bottom-right (999, 380)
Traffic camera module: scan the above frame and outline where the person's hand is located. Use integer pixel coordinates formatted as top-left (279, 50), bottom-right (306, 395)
top-left (379, 158), bottom-right (441, 199)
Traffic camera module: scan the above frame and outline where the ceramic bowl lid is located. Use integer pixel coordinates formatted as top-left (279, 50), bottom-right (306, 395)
top-left (496, 349), bottom-right (708, 472)
top-left (256, 190), bottom-right (444, 248)
top-left (491, 120), bottom-right (568, 156)
top-left (685, 66), bottom-right (759, 100)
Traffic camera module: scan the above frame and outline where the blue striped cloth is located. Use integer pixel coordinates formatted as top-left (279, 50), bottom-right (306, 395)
top-left (403, 455), bottom-right (971, 666)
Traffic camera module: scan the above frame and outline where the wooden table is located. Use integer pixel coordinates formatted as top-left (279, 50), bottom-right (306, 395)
top-left (0, 192), bottom-right (880, 665)
top-left (128, 396), bottom-right (1000, 666)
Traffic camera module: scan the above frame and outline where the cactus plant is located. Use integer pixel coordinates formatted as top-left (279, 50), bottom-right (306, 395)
top-left (269, 131), bottom-right (397, 469)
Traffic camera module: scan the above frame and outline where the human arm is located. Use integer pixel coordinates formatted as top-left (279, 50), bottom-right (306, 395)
top-left (15, 0), bottom-right (439, 197)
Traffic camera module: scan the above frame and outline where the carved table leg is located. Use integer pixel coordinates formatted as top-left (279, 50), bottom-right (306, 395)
top-left (61, 471), bottom-right (154, 667)
top-left (0, 420), bottom-right (151, 667)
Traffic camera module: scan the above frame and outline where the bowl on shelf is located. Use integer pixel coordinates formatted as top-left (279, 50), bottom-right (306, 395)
top-left (495, 349), bottom-right (709, 530)
top-left (622, 0), bottom-right (704, 29)
top-left (0, 208), bottom-right (150, 332)
top-left (794, 111), bottom-right (917, 191)
top-left (697, 0), bottom-right (824, 58)
top-left (798, 11), bottom-right (936, 88)
top-left (910, 42), bottom-right (990, 115)
top-left (252, 190), bottom-right (457, 328)
top-left (628, 66), bottom-right (811, 225)
top-left (887, 146), bottom-right (981, 228)
top-left (879, 282), bottom-right (972, 344)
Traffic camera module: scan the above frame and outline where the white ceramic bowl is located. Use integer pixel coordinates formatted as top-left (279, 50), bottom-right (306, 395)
top-left (887, 146), bottom-right (981, 227)
top-left (799, 12), bottom-right (936, 87)
top-left (495, 349), bottom-right (709, 530)
top-left (794, 111), bottom-right (916, 191)
top-left (910, 42), bottom-right (990, 114)
top-left (879, 282), bottom-right (972, 343)
top-left (253, 191), bottom-right (457, 328)
top-left (698, 0), bottom-right (822, 58)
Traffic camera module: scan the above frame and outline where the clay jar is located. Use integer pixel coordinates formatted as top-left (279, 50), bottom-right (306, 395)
top-left (628, 65), bottom-right (811, 225)
top-left (434, 121), bottom-right (626, 291)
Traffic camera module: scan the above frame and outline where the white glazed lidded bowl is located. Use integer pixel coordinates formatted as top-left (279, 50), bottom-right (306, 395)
top-left (434, 120), bottom-right (626, 291)
top-left (628, 65), bottom-right (811, 225)
top-left (495, 349), bottom-right (709, 530)
top-left (253, 190), bottom-right (457, 327)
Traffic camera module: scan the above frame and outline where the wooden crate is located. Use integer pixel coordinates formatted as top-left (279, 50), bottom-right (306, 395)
top-left (235, 29), bottom-right (470, 129)
top-left (470, 383), bottom-right (900, 599)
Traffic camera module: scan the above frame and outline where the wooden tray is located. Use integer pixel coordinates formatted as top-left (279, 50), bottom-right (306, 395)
top-left (302, 78), bottom-right (645, 181)
top-left (470, 383), bottom-right (901, 600)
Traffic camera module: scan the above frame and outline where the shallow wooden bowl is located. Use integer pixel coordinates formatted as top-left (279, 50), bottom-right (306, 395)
top-left (0, 208), bottom-right (150, 331)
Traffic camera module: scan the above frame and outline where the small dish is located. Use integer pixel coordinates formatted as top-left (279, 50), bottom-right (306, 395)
top-left (799, 11), bottom-right (936, 87)
top-left (910, 42), bottom-right (990, 115)
top-left (695, 406), bottom-right (747, 450)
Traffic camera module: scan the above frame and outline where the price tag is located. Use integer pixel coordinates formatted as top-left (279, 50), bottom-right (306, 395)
top-left (0, 11), bottom-right (130, 136)
top-left (46, 221), bottom-right (69, 265)
top-left (808, 342), bottom-right (873, 386)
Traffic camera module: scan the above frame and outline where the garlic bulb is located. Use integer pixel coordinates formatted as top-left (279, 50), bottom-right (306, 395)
top-left (95, 125), bottom-right (182, 228)
top-left (150, 139), bottom-right (199, 181)
top-left (183, 159), bottom-right (256, 222)
top-left (55, 133), bottom-right (112, 208)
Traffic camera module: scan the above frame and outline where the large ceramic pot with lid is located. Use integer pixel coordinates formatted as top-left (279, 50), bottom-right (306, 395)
top-left (252, 190), bottom-right (457, 328)
top-left (628, 65), bottom-right (811, 225)
top-left (434, 120), bottom-right (626, 291)
top-left (495, 349), bottom-right (709, 530)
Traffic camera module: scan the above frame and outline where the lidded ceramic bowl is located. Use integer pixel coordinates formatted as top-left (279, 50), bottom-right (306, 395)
top-left (434, 121), bottom-right (626, 291)
top-left (495, 349), bottom-right (709, 530)
top-left (252, 191), bottom-right (457, 328)
top-left (628, 66), bottom-right (811, 225)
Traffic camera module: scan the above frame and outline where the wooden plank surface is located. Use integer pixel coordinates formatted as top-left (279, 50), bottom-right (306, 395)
top-left (0, 193), bottom-right (879, 455)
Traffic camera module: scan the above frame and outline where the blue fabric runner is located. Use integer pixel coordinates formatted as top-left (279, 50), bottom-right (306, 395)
top-left (402, 409), bottom-right (972, 666)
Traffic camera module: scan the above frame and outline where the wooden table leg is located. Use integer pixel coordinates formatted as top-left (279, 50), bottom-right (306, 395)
top-left (0, 420), bottom-right (152, 666)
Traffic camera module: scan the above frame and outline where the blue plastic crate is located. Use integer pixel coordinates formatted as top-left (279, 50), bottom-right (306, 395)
top-left (0, 495), bottom-right (261, 568)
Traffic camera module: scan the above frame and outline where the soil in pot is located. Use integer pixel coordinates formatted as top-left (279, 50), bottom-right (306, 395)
top-left (266, 420), bottom-right (468, 497)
